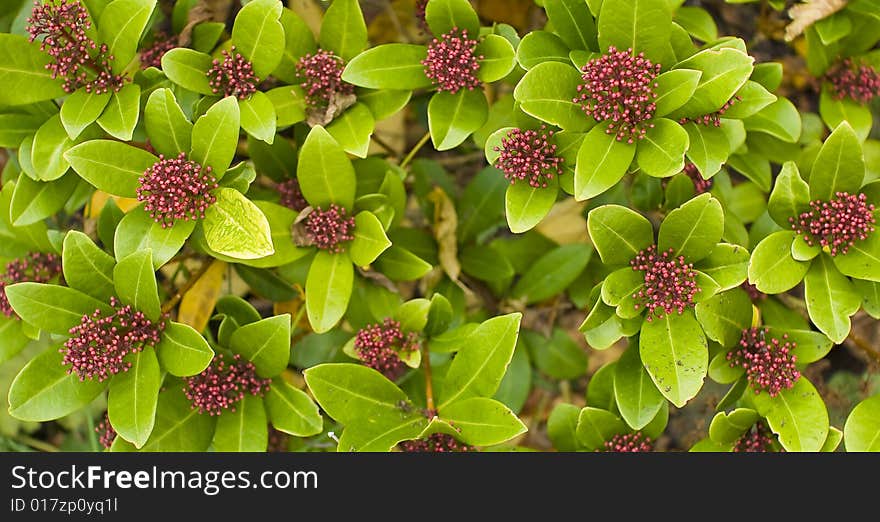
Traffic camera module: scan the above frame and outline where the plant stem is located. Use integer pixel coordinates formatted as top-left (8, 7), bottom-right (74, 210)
top-left (847, 331), bottom-right (880, 365)
top-left (15, 434), bottom-right (58, 453)
top-left (400, 131), bottom-right (431, 169)
top-left (160, 259), bottom-right (212, 315)
top-left (422, 342), bottom-right (435, 415)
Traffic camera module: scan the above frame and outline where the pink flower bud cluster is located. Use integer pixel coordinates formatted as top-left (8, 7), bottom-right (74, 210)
top-left (305, 204), bottom-right (356, 253)
top-left (493, 126), bottom-right (563, 188)
top-left (399, 433), bottom-right (475, 452)
top-left (27, 0), bottom-right (125, 94)
top-left (789, 192), bottom-right (875, 256)
top-left (683, 162), bottom-right (712, 194)
top-left (277, 178), bottom-right (308, 211)
top-left (62, 297), bottom-right (165, 382)
top-left (207, 47), bottom-right (258, 100)
top-left (679, 96), bottom-right (741, 127)
top-left (295, 50), bottom-right (355, 108)
top-left (598, 432), bottom-right (654, 452)
top-left (828, 58), bottom-right (880, 104)
top-left (733, 422), bottom-right (776, 453)
top-left (422, 27), bottom-right (483, 94)
top-left (184, 353), bottom-right (271, 416)
top-left (354, 318), bottom-right (419, 380)
top-left (728, 327), bottom-right (799, 398)
top-left (574, 47), bottom-right (661, 143)
top-left (630, 245), bottom-right (699, 321)
top-left (741, 281), bottom-right (766, 302)
top-left (140, 34), bottom-right (176, 70)
top-left (137, 152), bottom-right (218, 228)
top-left (96, 412), bottom-right (117, 449)
top-left (0, 252), bottom-right (62, 317)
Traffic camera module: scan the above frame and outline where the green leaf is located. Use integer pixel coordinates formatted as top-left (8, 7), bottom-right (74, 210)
top-left (683, 123), bottom-right (729, 179)
top-left (341, 44), bottom-right (432, 90)
top-left (5, 282), bottom-right (111, 334)
top-left (672, 47), bottom-right (754, 118)
top-left (10, 174), bottom-right (79, 226)
top-left (113, 250), bottom-right (161, 321)
top-left (514, 62), bottom-right (591, 132)
top-left (7, 347), bottom-right (106, 422)
top-left (326, 102), bottom-right (375, 158)
top-left (65, 140), bottom-right (156, 198)
top-left (771, 328), bottom-right (834, 364)
top-left (297, 125), bottom-right (356, 209)
top-left (114, 207), bottom-right (195, 269)
top-left (525, 329), bottom-right (589, 380)
top-left (62, 230), bottom-right (115, 301)
top-left (460, 244), bottom-right (515, 282)
top-left (231, 0), bottom-right (284, 78)
top-left (0, 113), bottom-right (44, 148)
top-left (303, 363), bottom-right (418, 426)
top-left (723, 80), bottom-right (777, 119)
top-left (544, 0), bottom-right (598, 51)
top-left (108, 346), bottom-right (161, 448)
top-left (428, 89), bottom-right (488, 151)
top-left (238, 91), bottom-right (276, 144)
top-left (475, 34), bottom-right (516, 83)
top-left (137, 384), bottom-right (216, 451)
top-left (515, 31), bottom-right (570, 70)
top-left (144, 88), bottom-right (193, 157)
top-left (844, 394), bottom-right (880, 452)
top-left (0, 319), bottom-right (29, 365)
top-left (160, 48), bottom-right (214, 95)
top-left (804, 254), bottom-right (861, 344)
top-left (614, 345), bottom-right (665, 430)
top-left (695, 288), bottom-right (753, 347)
top-left (155, 321), bottom-right (214, 377)
top-left (306, 251), bottom-right (354, 333)
top-left (658, 193), bottom-right (723, 262)
top-left (547, 403), bottom-right (581, 451)
top-left (653, 69), bottom-right (701, 117)
top-left (639, 311), bottom-right (708, 407)
top-left (97, 83), bottom-right (141, 140)
top-left (819, 86), bottom-right (872, 142)
top-left (601, 267), bottom-right (644, 317)
top-left (31, 114), bottom-right (72, 182)
top-left (597, 0), bottom-right (672, 64)
top-left (833, 222), bottom-right (880, 281)
top-left (425, 0), bottom-right (480, 36)
top-left (350, 211), bottom-right (391, 267)
top-left (708, 408), bottom-right (758, 444)
top-left (229, 315), bottom-right (290, 378)
top-left (457, 166), bottom-right (508, 243)
top-left (373, 245), bottom-right (433, 281)
top-left (191, 96), bottom-right (240, 175)
top-left (358, 89), bottom-right (411, 121)
top-left (438, 313), bottom-right (522, 409)
top-left (274, 8), bottom-right (317, 83)
top-left (743, 98), bottom-right (802, 143)
top-left (438, 397), bottom-right (527, 446)
top-left (695, 243), bottom-right (749, 291)
top-left (576, 407), bottom-right (626, 451)
top-left (809, 122), bottom-right (865, 201)
top-left (636, 118), bottom-right (689, 178)
top-left (512, 244), bottom-right (592, 304)
top-left (202, 187), bottom-right (274, 260)
top-left (768, 161), bottom-right (810, 227)
top-left (0, 34), bottom-right (66, 106)
top-left (319, 0), bottom-right (368, 62)
top-left (60, 89), bottom-right (112, 140)
top-left (587, 204), bottom-right (654, 265)
top-left (575, 125), bottom-right (637, 201)
top-left (753, 378), bottom-right (828, 452)
top-left (266, 379), bottom-right (323, 437)
top-left (504, 177), bottom-right (558, 234)
top-left (748, 231), bottom-right (809, 294)
top-left (213, 395), bottom-right (267, 452)
top-left (98, 0), bottom-right (156, 74)
top-left (675, 6), bottom-right (718, 42)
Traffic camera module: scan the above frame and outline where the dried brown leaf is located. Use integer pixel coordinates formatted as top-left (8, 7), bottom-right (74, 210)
top-left (785, 0), bottom-right (848, 41)
top-left (535, 199), bottom-right (589, 245)
top-left (427, 187), bottom-right (460, 282)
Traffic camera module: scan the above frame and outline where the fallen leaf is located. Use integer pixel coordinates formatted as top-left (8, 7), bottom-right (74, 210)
top-left (427, 187), bottom-right (460, 281)
top-left (535, 199), bottom-right (589, 245)
top-left (177, 259), bottom-right (227, 333)
top-left (785, 0), bottom-right (847, 41)
top-left (289, 0), bottom-right (323, 37)
top-left (306, 92), bottom-right (358, 127)
top-left (178, 0), bottom-right (234, 46)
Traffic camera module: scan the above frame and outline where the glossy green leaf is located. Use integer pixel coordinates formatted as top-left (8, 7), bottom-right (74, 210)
top-left (819, 86), bottom-right (872, 142)
top-left (504, 177), bottom-right (558, 234)
top-left (229, 315), bottom-right (290, 378)
top-left (31, 114), bottom-right (72, 182)
top-left (597, 0), bottom-right (672, 64)
top-left (672, 47), bottom-right (754, 117)
top-left (748, 231), bottom-right (809, 294)
top-left (239, 91), bottom-right (276, 144)
top-left (114, 207), bottom-right (195, 269)
top-left (544, 0), bottom-right (598, 51)
top-left (460, 244), bottom-right (514, 282)
top-left (144, 88), bottom-right (193, 157)
top-left (844, 394), bottom-right (880, 452)
top-left (326, 102), bottom-right (375, 158)
top-left (65, 140), bottom-right (156, 198)
top-left (350, 211), bottom-right (391, 267)
top-left (767, 161), bottom-right (810, 227)
top-left (62, 230), bottom-right (115, 301)
top-left (743, 98), bottom-right (802, 143)
top-left (137, 384), bottom-right (216, 451)
top-left (639, 311), bottom-right (708, 408)
top-left (653, 69), bottom-right (701, 117)
top-left (202, 187), bottom-right (274, 260)
top-left (658, 193), bottom-right (723, 262)
top-left (425, 0), bottom-right (480, 35)
top-left (98, 0), bottom-right (156, 73)
top-left (373, 245), bottom-right (433, 281)
top-left (108, 347), bottom-right (161, 448)
top-left (587, 205), bottom-right (654, 265)
top-left (513, 61), bottom-right (591, 132)
top-left (575, 125), bottom-right (637, 201)
top-left (753, 378), bottom-right (828, 452)
top-left (547, 403), bottom-right (581, 451)
top-left (156, 321), bottom-right (214, 377)
top-left (438, 397), bottom-right (527, 446)
top-left (708, 408), bottom-right (758, 444)
top-left (191, 96), bottom-right (240, 175)
top-left (213, 395), bottom-right (267, 452)
top-left (428, 89), bottom-right (488, 151)
top-left (516, 31), bottom-right (570, 70)
top-left (297, 125), bottom-right (356, 209)
top-left (695, 243), bottom-right (749, 291)
top-left (512, 244), bottom-right (592, 304)
top-left (476, 34), bottom-right (516, 83)
top-left (723, 80), bottom-right (777, 119)
top-left (161, 48), bottom-right (214, 95)
top-left (306, 251), bottom-right (354, 333)
top-left (576, 407), bottom-right (626, 451)
top-left (804, 254), bottom-right (861, 344)
top-left (266, 379), bottom-right (323, 437)
top-left (97, 83), bottom-right (141, 140)
top-left (695, 288), bottom-right (753, 347)
top-left (683, 123), bottom-right (729, 179)
top-left (5, 282), bottom-right (111, 334)
top-left (636, 118), bottom-right (689, 178)
top-left (809, 121), bottom-right (865, 201)
top-left (231, 0), bottom-right (284, 78)
top-left (10, 174), bottom-right (79, 226)
top-left (319, 0), bottom-right (368, 61)
top-left (0, 34), bottom-right (66, 106)
top-left (60, 89), bottom-right (111, 140)
top-left (525, 329), bottom-right (588, 380)
top-left (113, 249), bottom-right (160, 321)
top-left (341, 44), bottom-right (432, 90)
top-left (614, 345), bottom-right (665, 430)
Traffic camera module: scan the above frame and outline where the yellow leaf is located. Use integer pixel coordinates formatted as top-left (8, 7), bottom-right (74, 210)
top-left (427, 187), bottom-right (460, 281)
top-left (177, 260), bottom-right (227, 333)
top-left (115, 197), bottom-right (140, 213)
top-left (535, 199), bottom-right (589, 245)
top-left (289, 0), bottom-right (323, 37)
top-left (785, 0), bottom-right (848, 41)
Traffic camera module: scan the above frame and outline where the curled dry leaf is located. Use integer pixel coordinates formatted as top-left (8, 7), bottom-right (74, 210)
top-left (178, 259), bottom-right (227, 332)
top-left (306, 92), bottom-right (358, 127)
top-left (535, 199), bottom-right (589, 245)
top-left (427, 186), bottom-right (460, 282)
top-left (785, 0), bottom-right (848, 41)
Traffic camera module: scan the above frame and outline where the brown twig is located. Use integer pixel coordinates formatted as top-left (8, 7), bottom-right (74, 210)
top-left (847, 331), bottom-right (880, 365)
top-left (423, 342), bottom-right (435, 415)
